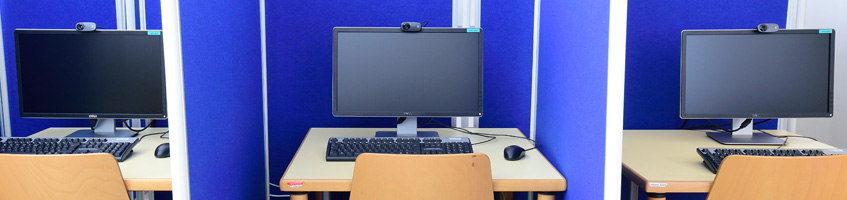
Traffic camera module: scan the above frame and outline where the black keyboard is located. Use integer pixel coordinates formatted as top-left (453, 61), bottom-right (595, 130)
top-left (697, 147), bottom-right (847, 173)
top-left (326, 137), bottom-right (473, 161)
top-left (0, 137), bottom-right (139, 162)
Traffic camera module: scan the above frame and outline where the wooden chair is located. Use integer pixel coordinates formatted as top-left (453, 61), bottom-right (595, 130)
top-left (350, 153), bottom-right (494, 200)
top-left (0, 153), bottom-right (130, 200)
top-left (707, 154), bottom-right (847, 200)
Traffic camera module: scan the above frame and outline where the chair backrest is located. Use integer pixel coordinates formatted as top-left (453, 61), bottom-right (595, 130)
top-left (707, 154), bottom-right (847, 200)
top-left (0, 153), bottom-right (130, 200)
top-left (350, 153), bottom-right (494, 200)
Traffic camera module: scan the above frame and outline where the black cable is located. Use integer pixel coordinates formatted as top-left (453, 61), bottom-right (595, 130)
top-left (679, 119), bottom-right (689, 129)
top-left (757, 129), bottom-right (817, 141)
top-left (753, 118), bottom-right (772, 125)
top-left (90, 119), bottom-right (98, 130)
top-left (428, 119), bottom-right (496, 145)
top-left (418, 117), bottom-right (434, 127)
top-left (423, 119), bottom-right (541, 150)
top-left (123, 119), bottom-right (154, 133)
top-left (755, 129), bottom-right (817, 149)
top-left (421, 20), bottom-right (429, 27)
top-left (706, 119), bottom-right (752, 132)
top-left (137, 130), bottom-right (169, 142)
top-left (777, 136), bottom-right (789, 149)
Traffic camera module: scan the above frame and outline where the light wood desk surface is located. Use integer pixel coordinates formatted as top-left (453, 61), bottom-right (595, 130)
top-left (30, 127), bottom-right (172, 191)
top-left (623, 129), bottom-right (836, 199)
top-left (280, 128), bottom-right (566, 200)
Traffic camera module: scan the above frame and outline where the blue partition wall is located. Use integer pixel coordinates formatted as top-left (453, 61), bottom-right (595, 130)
top-left (535, 0), bottom-right (611, 199)
top-left (624, 0), bottom-right (787, 130)
top-left (179, 0), bottom-right (265, 199)
top-left (265, 1), bottom-right (451, 195)
top-left (0, 1), bottom-right (117, 136)
top-left (267, 2), bottom-right (538, 198)
top-left (479, 0), bottom-right (534, 134)
top-left (622, 1), bottom-right (787, 200)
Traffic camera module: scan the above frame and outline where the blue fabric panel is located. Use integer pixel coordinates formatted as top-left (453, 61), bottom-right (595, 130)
top-left (179, 0), bottom-right (265, 199)
top-left (535, 0), bottom-right (609, 199)
top-left (143, 0), bottom-right (162, 30)
top-left (1, 1), bottom-right (117, 136)
top-left (478, 0), bottom-right (534, 134)
top-left (624, 0), bottom-right (788, 130)
top-left (265, 1), bottom-right (451, 195)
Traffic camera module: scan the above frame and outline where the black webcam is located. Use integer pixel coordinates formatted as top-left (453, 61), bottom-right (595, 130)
top-left (401, 22), bottom-right (422, 32)
top-left (757, 23), bottom-right (779, 33)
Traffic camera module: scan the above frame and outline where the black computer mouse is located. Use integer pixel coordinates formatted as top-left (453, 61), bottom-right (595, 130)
top-left (503, 145), bottom-right (526, 161)
top-left (155, 143), bottom-right (170, 158)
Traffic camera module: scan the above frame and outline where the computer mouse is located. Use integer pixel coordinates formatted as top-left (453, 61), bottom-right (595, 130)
top-left (155, 143), bottom-right (170, 158)
top-left (503, 145), bottom-right (526, 161)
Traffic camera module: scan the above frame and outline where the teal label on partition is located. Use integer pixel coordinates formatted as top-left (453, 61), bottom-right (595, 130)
top-left (820, 29), bottom-right (833, 34)
top-left (148, 31), bottom-right (161, 35)
top-left (467, 28), bottom-right (480, 33)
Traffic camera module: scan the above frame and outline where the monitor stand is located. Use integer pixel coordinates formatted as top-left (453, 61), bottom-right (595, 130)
top-left (706, 118), bottom-right (783, 145)
top-left (375, 117), bottom-right (439, 137)
top-left (67, 119), bottom-right (138, 137)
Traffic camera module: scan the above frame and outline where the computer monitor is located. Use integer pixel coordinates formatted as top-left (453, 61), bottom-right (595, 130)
top-left (333, 27), bottom-right (483, 137)
top-left (14, 29), bottom-right (167, 137)
top-left (680, 29), bottom-right (835, 145)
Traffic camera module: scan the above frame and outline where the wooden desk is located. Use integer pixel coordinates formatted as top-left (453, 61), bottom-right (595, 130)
top-left (622, 130), bottom-right (836, 200)
top-left (30, 127), bottom-right (172, 191)
top-left (279, 128), bottom-right (566, 200)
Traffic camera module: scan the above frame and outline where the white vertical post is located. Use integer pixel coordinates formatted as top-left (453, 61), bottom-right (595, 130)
top-left (607, 0), bottom-right (627, 199)
top-left (125, 0), bottom-right (136, 30)
top-left (139, 0), bottom-right (147, 30)
top-left (528, 1), bottom-right (541, 199)
top-left (260, 0), bottom-right (271, 199)
top-left (116, 0), bottom-right (126, 29)
top-left (529, 0), bottom-right (541, 143)
top-left (452, 0), bottom-right (481, 128)
top-left (161, 0), bottom-right (191, 199)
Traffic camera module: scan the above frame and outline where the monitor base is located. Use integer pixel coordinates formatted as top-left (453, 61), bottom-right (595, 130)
top-left (375, 131), bottom-right (439, 138)
top-left (67, 129), bottom-right (138, 137)
top-left (706, 131), bottom-right (784, 145)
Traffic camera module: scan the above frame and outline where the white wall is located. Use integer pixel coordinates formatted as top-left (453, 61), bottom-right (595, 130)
top-left (792, 0), bottom-right (847, 148)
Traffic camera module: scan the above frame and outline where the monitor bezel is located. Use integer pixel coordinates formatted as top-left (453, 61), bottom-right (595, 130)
top-left (332, 27), bottom-right (483, 117)
top-left (679, 29), bottom-right (835, 119)
top-left (14, 29), bottom-right (168, 119)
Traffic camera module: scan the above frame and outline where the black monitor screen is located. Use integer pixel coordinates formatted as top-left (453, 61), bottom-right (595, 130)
top-left (14, 30), bottom-right (167, 118)
top-left (680, 29), bottom-right (835, 118)
top-left (333, 28), bottom-right (482, 117)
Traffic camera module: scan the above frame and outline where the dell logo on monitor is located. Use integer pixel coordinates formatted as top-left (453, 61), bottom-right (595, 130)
top-left (403, 112), bottom-right (411, 115)
top-left (88, 115), bottom-right (97, 118)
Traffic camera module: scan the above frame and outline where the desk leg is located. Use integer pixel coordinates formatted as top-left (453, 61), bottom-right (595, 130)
top-left (314, 192), bottom-right (322, 200)
top-left (537, 192), bottom-right (556, 200)
top-left (499, 192), bottom-right (514, 200)
top-left (131, 191), bottom-right (154, 200)
top-left (630, 181), bottom-right (639, 200)
top-left (290, 192), bottom-right (308, 200)
top-left (646, 193), bottom-right (666, 200)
